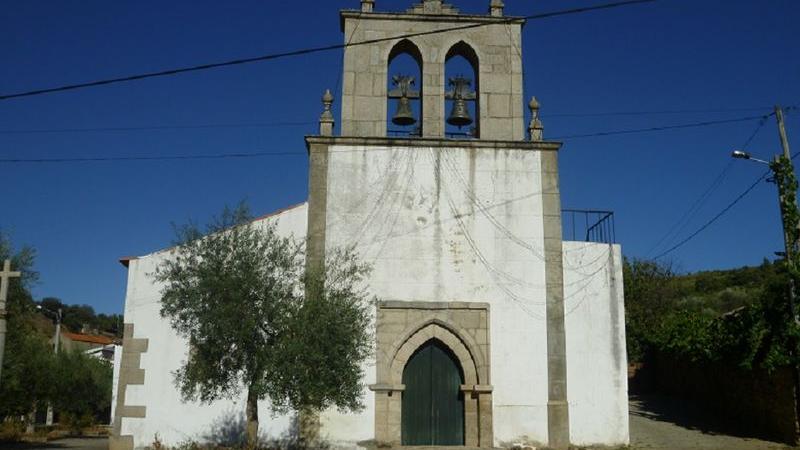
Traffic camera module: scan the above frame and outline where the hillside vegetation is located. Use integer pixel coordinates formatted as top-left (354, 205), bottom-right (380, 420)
top-left (625, 258), bottom-right (796, 371)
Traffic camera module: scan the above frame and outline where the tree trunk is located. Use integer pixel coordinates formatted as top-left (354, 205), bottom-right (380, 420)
top-left (26, 404), bottom-right (36, 434)
top-left (246, 387), bottom-right (259, 449)
top-left (299, 408), bottom-right (320, 447)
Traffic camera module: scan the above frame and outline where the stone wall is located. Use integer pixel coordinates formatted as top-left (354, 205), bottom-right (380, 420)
top-left (339, 10), bottom-right (525, 140)
top-left (648, 352), bottom-right (798, 445)
top-left (370, 301), bottom-right (493, 447)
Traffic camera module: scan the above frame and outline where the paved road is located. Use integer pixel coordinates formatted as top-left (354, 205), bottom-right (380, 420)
top-left (1, 437), bottom-right (108, 450)
top-left (2, 399), bottom-right (794, 450)
top-left (630, 395), bottom-right (790, 450)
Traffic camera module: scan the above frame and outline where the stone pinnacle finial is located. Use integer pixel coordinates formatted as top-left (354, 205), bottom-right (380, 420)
top-left (423, 0), bottom-right (443, 13)
top-left (319, 89), bottom-right (335, 136)
top-left (489, 0), bottom-right (504, 17)
top-left (528, 96), bottom-right (543, 141)
top-left (361, 0), bottom-right (374, 13)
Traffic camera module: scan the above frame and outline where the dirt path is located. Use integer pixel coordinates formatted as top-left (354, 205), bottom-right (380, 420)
top-left (630, 395), bottom-right (790, 450)
top-left (1, 437), bottom-right (108, 450)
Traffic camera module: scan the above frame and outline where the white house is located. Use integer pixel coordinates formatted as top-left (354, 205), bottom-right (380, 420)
top-left (111, 2), bottom-right (628, 449)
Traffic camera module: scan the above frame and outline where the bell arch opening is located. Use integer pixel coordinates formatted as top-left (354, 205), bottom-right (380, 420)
top-left (445, 41), bottom-right (480, 139)
top-left (387, 39), bottom-right (423, 137)
top-left (401, 338), bottom-right (466, 446)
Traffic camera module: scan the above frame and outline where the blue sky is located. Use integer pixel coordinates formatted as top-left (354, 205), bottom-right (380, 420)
top-left (1, 0), bottom-right (798, 314)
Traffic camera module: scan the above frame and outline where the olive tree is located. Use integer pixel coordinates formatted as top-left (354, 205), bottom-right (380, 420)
top-left (154, 204), bottom-right (373, 448)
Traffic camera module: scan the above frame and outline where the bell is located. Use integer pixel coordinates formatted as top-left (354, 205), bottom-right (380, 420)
top-left (392, 95), bottom-right (416, 127)
top-left (447, 98), bottom-right (473, 128)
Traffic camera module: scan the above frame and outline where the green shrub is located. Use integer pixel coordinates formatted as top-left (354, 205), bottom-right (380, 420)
top-left (0, 418), bottom-right (25, 442)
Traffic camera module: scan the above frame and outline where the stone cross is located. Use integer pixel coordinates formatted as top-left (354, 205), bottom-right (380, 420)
top-left (0, 259), bottom-right (21, 386)
top-left (0, 259), bottom-right (21, 304)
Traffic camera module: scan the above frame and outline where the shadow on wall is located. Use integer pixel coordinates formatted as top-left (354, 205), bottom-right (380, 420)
top-left (200, 411), bottom-right (329, 450)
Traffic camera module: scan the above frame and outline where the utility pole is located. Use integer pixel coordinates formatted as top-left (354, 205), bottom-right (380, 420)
top-left (0, 259), bottom-right (22, 387)
top-left (45, 308), bottom-right (61, 426)
top-left (772, 104), bottom-right (800, 442)
top-left (774, 105), bottom-right (800, 325)
top-left (37, 304), bottom-right (62, 425)
top-left (734, 106), bottom-right (800, 440)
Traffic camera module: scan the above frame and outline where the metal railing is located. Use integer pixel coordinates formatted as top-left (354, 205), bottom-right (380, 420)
top-left (562, 209), bottom-right (616, 244)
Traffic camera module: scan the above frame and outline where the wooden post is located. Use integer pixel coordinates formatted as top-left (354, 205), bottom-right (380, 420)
top-left (775, 105), bottom-right (800, 443)
top-left (0, 259), bottom-right (22, 387)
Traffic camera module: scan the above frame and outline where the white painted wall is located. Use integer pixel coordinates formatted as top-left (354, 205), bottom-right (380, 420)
top-left (564, 241), bottom-right (628, 446)
top-left (320, 144), bottom-right (551, 446)
top-left (117, 145), bottom-right (628, 449)
top-left (318, 144), bottom-right (627, 448)
top-left (119, 204), bottom-right (308, 449)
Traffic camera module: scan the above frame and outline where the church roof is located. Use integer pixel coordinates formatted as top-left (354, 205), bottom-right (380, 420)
top-left (118, 201), bottom-right (307, 268)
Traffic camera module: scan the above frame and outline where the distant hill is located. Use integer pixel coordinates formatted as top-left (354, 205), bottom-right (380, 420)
top-left (670, 259), bottom-right (780, 315)
top-left (37, 297), bottom-right (123, 338)
top-left (624, 257), bottom-right (785, 364)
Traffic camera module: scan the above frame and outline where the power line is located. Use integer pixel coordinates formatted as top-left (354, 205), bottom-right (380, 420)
top-left (3, 112), bottom-right (788, 164)
top-left (645, 113), bottom-right (772, 257)
top-left (0, 150), bottom-right (304, 163)
top-left (550, 114), bottom-right (767, 140)
top-left (652, 113), bottom-right (800, 260)
top-left (645, 160), bottom-right (733, 257)
top-left (0, 0), bottom-right (657, 101)
top-left (653, 169), bottom-right (772, 260)
top-left (0, 122), bottom-right (316, 135)
top-left (542, 106), bottom-right (775, 118)
top-left (1, 109), bottom-right (777, 136)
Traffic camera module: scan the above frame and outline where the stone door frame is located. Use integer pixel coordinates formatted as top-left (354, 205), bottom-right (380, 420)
top-left (370, 301), bottom-right (493, 447)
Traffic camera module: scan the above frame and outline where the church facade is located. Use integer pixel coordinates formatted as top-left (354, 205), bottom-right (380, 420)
top-left (111, 2), bottom-right (628, 449)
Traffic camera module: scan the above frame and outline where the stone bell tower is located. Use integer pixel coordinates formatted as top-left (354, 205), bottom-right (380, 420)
top-left (339, 0), bottom-right (525, 140)
top-left (306, 1), bottom-right (573, 448)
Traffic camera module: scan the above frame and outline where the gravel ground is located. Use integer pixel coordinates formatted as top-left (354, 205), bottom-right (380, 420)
top-left (0, 398), bottom-right (794, 450)
top-left (629, 394), bottom-right (791, 450)
top-left (0, 437), bottom-right (108, 450)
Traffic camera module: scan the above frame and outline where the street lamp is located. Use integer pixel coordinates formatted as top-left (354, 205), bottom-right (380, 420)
top-left (731, 149), bottom-right (798, 318)
top-left (731, 150), bottom-right (770, 165)
top-left (37, 305), bottom-right (61, 426)
top-left (37, 305), bottom-right (62, 354)
top-left (733, 145), bottom-right (800, 439)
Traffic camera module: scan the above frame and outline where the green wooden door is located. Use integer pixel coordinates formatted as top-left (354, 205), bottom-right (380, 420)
top-left (401, 339), bottom-right (465, 446)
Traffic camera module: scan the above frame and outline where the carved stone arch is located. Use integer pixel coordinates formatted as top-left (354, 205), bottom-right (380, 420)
top-left (389, 320), bottom-right (480, 386)
top-left (370, 302), bottom-right (493, 447)
top-left (387, 38), bottom-right (424, 67)
top-left (440, 38), bottom-right (482, 68)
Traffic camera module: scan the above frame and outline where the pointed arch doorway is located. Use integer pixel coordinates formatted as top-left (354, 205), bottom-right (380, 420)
top-left (401, 339), bottom-right (465, 446)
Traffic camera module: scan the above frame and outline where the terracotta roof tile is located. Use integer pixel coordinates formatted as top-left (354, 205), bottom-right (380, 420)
top-left (62, 332), bottom-right (115, 345)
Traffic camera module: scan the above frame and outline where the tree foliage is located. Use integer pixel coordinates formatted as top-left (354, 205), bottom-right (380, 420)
top-left (0, 232), bottom-right (113, 429)
top-left (0, 231), bottom-right (52, 418)
top-left (623, 257), bottom-right (680, 362)
top-left (625, 255), bottom-right (799, 371)
top-left (156, 204), bottom-right (303, 404)
top-left (53, 350), bottom-right (113, 420)
top-left (154, 203), bottom-right (374, 446)
top-left (269, 248), bottom-right (373, 414)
